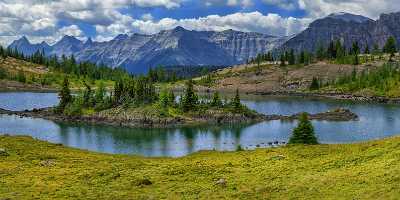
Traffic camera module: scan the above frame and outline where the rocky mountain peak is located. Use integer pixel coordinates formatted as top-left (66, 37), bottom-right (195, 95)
top-left (57, 35), bottom-right (82, 46)
top-left (12, 36), bottom-right (31, 46)
top-left (114, 34), bottom-right (129, 41)
top-left (326, 12), bottom-right (372, 23)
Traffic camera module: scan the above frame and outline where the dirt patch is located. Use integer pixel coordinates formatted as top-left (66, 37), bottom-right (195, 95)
top-left (198, 61), bottom-right (382, 94)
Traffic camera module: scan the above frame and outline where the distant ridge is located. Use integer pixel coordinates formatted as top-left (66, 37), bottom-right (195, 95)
top-left (9, 27), bottom-right (287, 74)
top-left (9, 11), bottom-right (400, 73)
top-left (280, 11), bottom-right (400, 53)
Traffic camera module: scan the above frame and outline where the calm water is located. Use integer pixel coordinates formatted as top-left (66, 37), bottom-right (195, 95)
top-left (1, 92), bottom-right (400, 157)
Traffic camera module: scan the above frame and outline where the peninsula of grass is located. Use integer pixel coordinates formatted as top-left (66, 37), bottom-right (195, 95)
top-left (1, 135), bottom-right (400, 199)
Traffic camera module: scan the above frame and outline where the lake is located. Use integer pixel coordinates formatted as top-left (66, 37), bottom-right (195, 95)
top-left (1, 92), bottom-right (400, 157)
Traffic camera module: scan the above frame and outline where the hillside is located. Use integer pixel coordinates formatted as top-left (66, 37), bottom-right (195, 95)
top-left (0, 56), bottom-right (114, 91)
top-left (0, 57), bottom-right (55, 91)
top-left (194, 59), bottom-right (382, 94)
top-left (1, 135), bottom-right (400, 199)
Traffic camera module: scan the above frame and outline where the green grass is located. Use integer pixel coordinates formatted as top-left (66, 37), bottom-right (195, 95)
top-left (1, 135), bottom-right (400, 199)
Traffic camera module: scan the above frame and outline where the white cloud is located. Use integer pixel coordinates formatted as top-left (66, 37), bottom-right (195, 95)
top-left (298, 0), bottom-right (400, 19)
top-left (94, 11), bottom-right (311, 41)
top-left (204, 0), bottom-right (253, 7)
top-left (262, 0), bottom-right (297, 10)
top-left (0, 0), bottom-right (399, 47)
top-left (141, 13), bottom-right (154, 21)
top-left (0, 0), bottom-right (185, 46)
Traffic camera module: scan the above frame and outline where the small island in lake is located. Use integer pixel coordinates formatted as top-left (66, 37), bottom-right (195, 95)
top-left (0, 77), bottom-right (359, 128)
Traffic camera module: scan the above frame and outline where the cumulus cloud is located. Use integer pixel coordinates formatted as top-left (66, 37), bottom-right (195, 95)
top-left (0, 0), bottom-right (399, 46)
top-left (262, 0), bottom-right (298, 10)
top-left (94, 11), bottom-right (311, 41)
top-left (0, 0), bottom-right (184, 45)
top-left (299, 0), bottom-right (400, 19)
top-left (204, 0), bottom-right (253, 7)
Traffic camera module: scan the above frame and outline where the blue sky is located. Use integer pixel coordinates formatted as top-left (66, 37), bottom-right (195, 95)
top-left (0, 0), bottom-right (398, 46)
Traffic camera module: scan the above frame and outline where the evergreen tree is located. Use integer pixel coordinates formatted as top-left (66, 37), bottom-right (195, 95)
top-left (113, 80), bottom-right (124, 104)
top-left (288, 113), bottom-right (318, 145)
top-left (299, 51), bottom-right (305, 64)
top-left (181, 79), bottom-right (198, 112)
top-left (168, 90), bottom-right (175, 106)
top-left (158, 88), bottom-right (169, 109)
top-left (364, 44), bottom-right (370, 54)
top-left (0, 67), bottom-right (7, 79)
top-left (316, 43), bottom-right (325, 60)
top-left (280, 54), bottom-right (286, 66)
top-left (335, 40), bottom-right (344, 59)
top-left (373, 43), bottom-right (380, 55)
top-left (16, 70), bottom-right (26, 83)
top-left (232, 89), bottom-right (242, 112)
top-left (383, 36), bottom-right (397, 61)
top-left (58, 77), bottom-right (72, 112)
top-left (327, 40), bottom-right (336, 59)
top-left (351, 41), bottom-right (360, 55)
top-left (352, 41), bottom-right (360, 65)
top-left (83, 81), bottom-right (93, 107)
top-left (95, 82), bottom-right (106, 104)
top-left (288, 49), bottom-right (295, 65)
top-left (211, 91), bottom-right (223, 107)
top-left (309, 77), bottom-right (320, 90)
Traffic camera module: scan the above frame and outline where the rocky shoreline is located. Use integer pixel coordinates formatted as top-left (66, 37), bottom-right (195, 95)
top-left (0, 107), bottom-right (358, 128)
top-left (250, 91), bottom-right (400, 104)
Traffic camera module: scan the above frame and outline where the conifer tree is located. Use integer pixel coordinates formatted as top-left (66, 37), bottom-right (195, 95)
top-left (181, 79), bottom-right (198, 112)
top-left (288, 49), bottom-right (295, 65)
top-left (289, 113), bottom-right (318, 145)
top-left (316, 43), bottom-right (325, 60)
top-left (280, 54), bottom-right (286, 66)
top-left (373, 43), bottom-right (380, 55)
top-left (83, 81), bottom-right (93, 107)
top-left (383, 36), bottom-right (397, 61)
top-left (95, 82), bottom-right (106, 104)
top-left (113, 80), bottom-right (124, 104)
top-left (211, 91), bottom-right (223, 107)
top-left (168, 90), bottom-right (175, 106)
top-left (364, 44), bottom-right (370, 54)
top-left (309, 77), bottom-right (320, 90)
top-left (58, 77), bottom-right (72, 112)
top-left (158, 88), bottom-right (169, 109)
top-left (232, 89), bottom-right (242, 112)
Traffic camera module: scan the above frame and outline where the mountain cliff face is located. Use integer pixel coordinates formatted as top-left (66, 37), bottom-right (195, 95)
top-left (281, 12), bottom-right (400, 52)
top-left (9, 27), bottom-right (285, 74)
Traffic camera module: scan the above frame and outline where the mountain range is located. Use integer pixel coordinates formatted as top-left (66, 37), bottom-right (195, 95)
top-left (8, 11), bottom-right (400, 74)
top-left (281, 12), bottom-right (400, 52)
top-left (9, 27), bottom-right (287, 73)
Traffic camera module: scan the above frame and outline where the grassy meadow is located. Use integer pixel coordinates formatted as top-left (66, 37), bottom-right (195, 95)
top-left (1, 135), bottom-right (400, 199)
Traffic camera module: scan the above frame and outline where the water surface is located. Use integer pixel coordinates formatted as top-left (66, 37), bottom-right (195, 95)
top-left (0, 92), bottom-right (399, 157)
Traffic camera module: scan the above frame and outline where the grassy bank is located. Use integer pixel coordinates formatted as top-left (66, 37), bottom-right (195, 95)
top-left (1, 135), bottom-right (400, 199)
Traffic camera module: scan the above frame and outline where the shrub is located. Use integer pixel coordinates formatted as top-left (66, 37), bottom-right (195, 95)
top-left (211, 91), bottom-right (223, 107)
top-left (0, 67), bottom-right (7, 79)
top-left (63, 98), bottom-right (83, 117)
top-left (16, 71), bottom-right (26, 83)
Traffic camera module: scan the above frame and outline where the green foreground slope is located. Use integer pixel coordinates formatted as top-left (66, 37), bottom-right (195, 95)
top-left (1, 135), bottom-right (400, 199)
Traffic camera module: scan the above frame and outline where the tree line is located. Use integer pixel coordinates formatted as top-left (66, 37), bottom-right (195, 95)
top-left (0, 46), bottom-right (130, 81)
top-left (249, 36), bottom-right (398, 67)
top-left (58, 75), bottom-right (248, 117)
